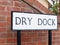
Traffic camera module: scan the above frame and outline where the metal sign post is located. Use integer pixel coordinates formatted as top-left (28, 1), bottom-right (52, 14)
top-left (17, 31), bottom-right (21, 45)
top-left (48, 30), bottom-right (52, 45)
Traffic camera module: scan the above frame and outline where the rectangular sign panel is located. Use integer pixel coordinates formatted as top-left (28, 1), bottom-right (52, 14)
top-left (11, 12), bottom-right (57, 30)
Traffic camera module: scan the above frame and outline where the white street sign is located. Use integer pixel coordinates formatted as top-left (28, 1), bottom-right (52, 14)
top-left (11, 12), bottom-right (57, 30)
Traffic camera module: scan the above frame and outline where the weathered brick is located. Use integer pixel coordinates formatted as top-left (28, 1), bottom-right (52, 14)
top-left (26, 42), bottom-right (37, 45)
top-left (0, 28), bottom-right (7, 32)
top-left (24, 0), bottom-right (35, 4)
top-left (7, 38), bottom-right (17, 43)
top-left (37, 41), bottom-right (43, 45)
top-left (0, 16), bottom-right (7, 22)
top-left (0, 38), bottom-right (6, 43)
top-left (7, 6), bottom-right (21, 11)
top-left (14, 1), bottom-right (22, 7)
top-left (21, 37), bottom-right (33, 42)
top-left (21, 42), bottom-right (26, 45)
top-left (0, 6), bottom-right (6, 11)
top-left (0, 0), bottom-right (13, 6)
top-left (0, 11), bottom-right (11, 17)
top-left (0, 22), bottom-right (7, 27)
top-left (0, 33), bottom-right (13, 38)
top-left (21, 7), bottom-right (33, 12)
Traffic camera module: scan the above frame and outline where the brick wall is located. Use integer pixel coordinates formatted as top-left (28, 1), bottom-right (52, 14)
top-left (0, 0), bottom-right (60, 45)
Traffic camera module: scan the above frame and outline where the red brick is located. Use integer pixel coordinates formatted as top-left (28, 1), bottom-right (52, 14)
top-left (26, 42), bottom-right (36, 45)
top-left (7, 38), bottom-right (17, 43)
top-left (21, 7), bottom-right (33, 12)
top-left (21, 32), bottom-right (38, 38)
top-left (0, 33), bottom-right (7, 38)
top-left (7, 6), bottom-right (21, 11)
top-left (21, 2), bottom-right (29, 7)
top-left (14, 1), bottom-right (28, 7)
top-left (12, 0), bottom-right (19, 1)
top-left (0, 33), bottom-right (13, 38)
top-left (0, 6), bottom-right (5, 11)
top-left (0, 1), bottom-right (13, 6)
top-left (13, 43), bottom-right (17, 45)
top-left (0, 0), bottom-right (14, 2)
top-left (14, 1), bottom-right (22, 7)
top-left (7, 17), bottom-right (12, 23)
top-left (0, 43), bottom-right (14, 45)
top-left (7, 17), bottom-right (11, 25)
top-left (37, 42), bottom-right (42, 45)
top-left (58, 16), bottom-right (60, 23)
top-left (0, 43), bottom-right (7, 45)
top-left (52, 37), bottom-right (60, 40)
top-left (13, 32), bottom-right (17, 37)
top-left (0, 11), bottom-right (11, 17)
top-left (0, 16), bottom-right (6, 22)
top-left (0, 22), bottom-right (7, 27)
top-left (0, 28), bottom-right (7, 32)
top-left (24, 0), bottom-right (35, 4)
top-left (7, 33), bottom-right (13, 38)
top-left (0, 38), bottom-right (6, 43)
top-left (21, 30), bottom-right (33, 33)
top-left (21, 37), bottom-right (33, 42)
top-left (21, 43), bottom-right (26, 45)
top-left (4, 43), bottom-right (13, 45)
top-left (27, 0), bottom-right (35, 3)
top-left (7, 29), bottom-right (13, 32)
top-left (0, 0), bottom-right (5, 1)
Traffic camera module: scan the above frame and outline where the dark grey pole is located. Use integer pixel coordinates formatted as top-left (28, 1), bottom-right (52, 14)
top-left (17, 31), bottom-right (21, 45)
top-left (48, 30), bottom-right (52, 45)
